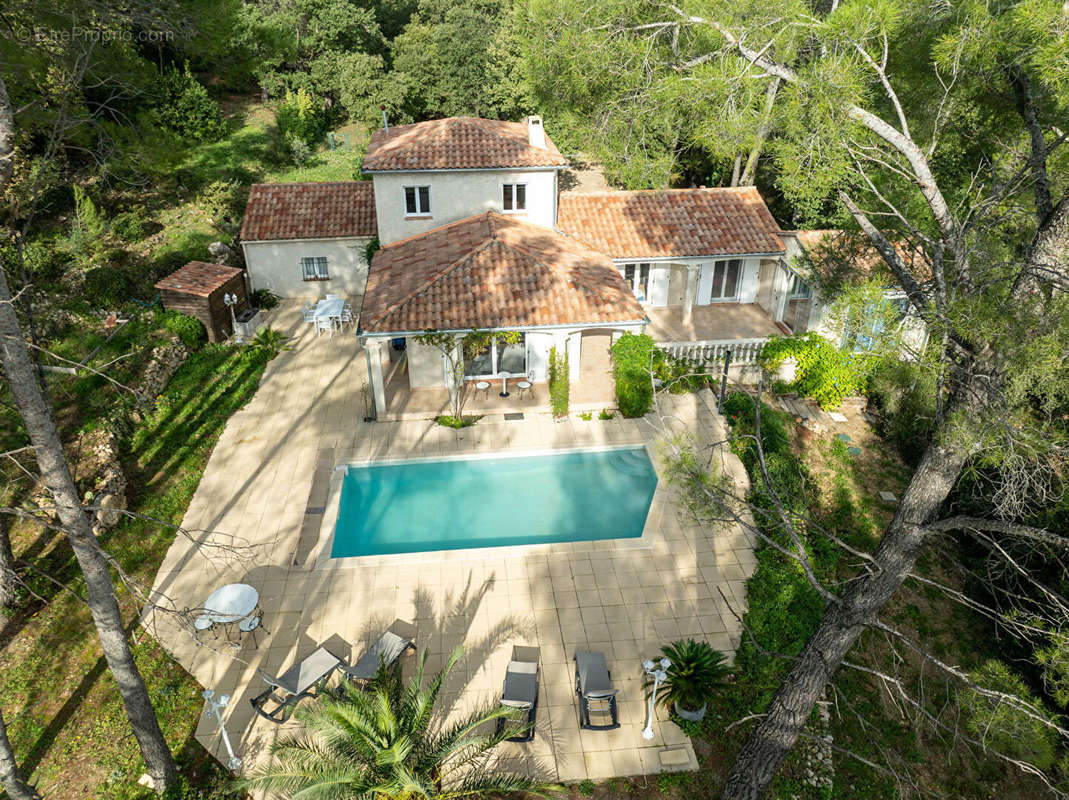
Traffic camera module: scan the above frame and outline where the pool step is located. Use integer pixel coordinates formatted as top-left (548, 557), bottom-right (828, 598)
top-left (607, 449), bottom-right (650, 476)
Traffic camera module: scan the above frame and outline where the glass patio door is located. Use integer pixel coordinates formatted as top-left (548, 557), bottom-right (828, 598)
top-left (709, 259), bottom-right (742, 301)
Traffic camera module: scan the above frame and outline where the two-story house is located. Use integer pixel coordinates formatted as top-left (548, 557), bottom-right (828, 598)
top-left (240, 115), bottom-right (893, 419)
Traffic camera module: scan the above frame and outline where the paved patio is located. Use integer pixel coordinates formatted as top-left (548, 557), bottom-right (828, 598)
top-left (646, 303), bottom-right (785, 342)
top-left (146, 302), bottom-right (758, 786)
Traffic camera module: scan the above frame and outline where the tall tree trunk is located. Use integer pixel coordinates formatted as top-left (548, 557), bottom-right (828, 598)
top-left (0, 707), bottom-right (40, 800)
top-left (0, 517), bottom-right (17, 608)
top-left (0, 73), bottom-right (177, 794)
top-left (1009, 65), bottom-right (1054, 225)
top-left (730, 153), bottom-right (743, 186)
top-left (739, 77), bottom-right (781, 186)
top-left (0, 268), bottom-right (178, 793)
top-left (720, 382), bottom-right (988, 800)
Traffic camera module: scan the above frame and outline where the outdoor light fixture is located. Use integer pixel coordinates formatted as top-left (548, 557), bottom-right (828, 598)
top-left (642, 656), bottom-right (672, 739)
top-left (202, 689), bottom-right (242, 772)
top-left (223, 292), bottom-right (242, 344)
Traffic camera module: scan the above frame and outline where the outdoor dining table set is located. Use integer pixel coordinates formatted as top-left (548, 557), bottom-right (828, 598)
top-left (302, 295), bottom-right (355, 338)
top-left (190, 583), bottom-right (269, 649)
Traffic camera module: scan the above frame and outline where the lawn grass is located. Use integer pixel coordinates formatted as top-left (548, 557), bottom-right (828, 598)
top-left (1, 343), bottom-right (275, 799)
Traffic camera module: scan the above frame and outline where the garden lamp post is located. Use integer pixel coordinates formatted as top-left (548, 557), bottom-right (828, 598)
top-left (642, 656), bottom-right (671, 739)
top-left (202, 689), bottom-right (242, 772)
top-left (224, 292), bottom-right (242, 344)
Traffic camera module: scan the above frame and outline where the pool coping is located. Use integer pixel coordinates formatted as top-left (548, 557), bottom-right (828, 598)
top-left (310, 441), bottom-right (669, 570)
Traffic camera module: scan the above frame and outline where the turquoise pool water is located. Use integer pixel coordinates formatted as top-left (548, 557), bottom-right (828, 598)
top-left (331, 446), bottom-right (658, 558)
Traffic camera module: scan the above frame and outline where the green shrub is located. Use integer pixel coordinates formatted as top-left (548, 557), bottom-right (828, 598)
top-left (248, 326), bottom-right (288, 356)
top-left (251, 289), bottom-right (280, 310)
top-left (578, 411), bottom-right (593, 421)
top-left (548, 346), bottom-right (569, 418)
top-left (153, 64), bottom-right (227, 142)
top-left (84, 266), bottom-right (131, 307)
top-left (610, 333), bottom-right (657, 417)
top-left (960, 660), bottom-right (1058, 770)
top-left (759, 332), bottom-right (872, 409)
top-left (161, 310), bottom-right (206, 349)
top-left (598, 408), bottom-right (615, 420)
top-left (275, 87), bottom-right (329, 147)
top-left (111, 211), bottom-right (146, 242)
top-left (436, 414), bottom-right (480, 429)
top-left (196, 179), bottom-right (246, 226)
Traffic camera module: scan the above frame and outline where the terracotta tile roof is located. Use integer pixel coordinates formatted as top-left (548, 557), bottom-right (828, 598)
top-left (362, 117), bottom-right (568, 172)
top-left (784, 229), bottom-right (932, 283)
top-left (557, 188), bottom-right (786, 260)
top-left (361, 213), bottom-right (645, 333)
top-left (240, 182), bottom-right (376, 242)
top-left (155, 261), bottom-right (243, 297)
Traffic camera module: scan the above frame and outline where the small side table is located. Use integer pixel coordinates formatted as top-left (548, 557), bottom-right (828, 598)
top-left (498, 371), bottom-right (512, 398)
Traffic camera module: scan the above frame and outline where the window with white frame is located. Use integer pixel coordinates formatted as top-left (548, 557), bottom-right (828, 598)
top-left (404, 185), bottom-right (431, 216)
top-left (300, 256), bottom-right (329, 281)
top-left (463, 334), bottom-right (527, 377)
top-left (502, 183), bottom-right (527, 212)
top-left (709, 258), bottom-right (742, 300)
top-left (621, 263), bottom-right (651, 300)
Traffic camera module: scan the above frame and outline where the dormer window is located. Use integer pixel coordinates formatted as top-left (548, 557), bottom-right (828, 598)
top-left (502, 183), bottom-right (527, 212)
top-left (404, 186), bottom-right (431, 216)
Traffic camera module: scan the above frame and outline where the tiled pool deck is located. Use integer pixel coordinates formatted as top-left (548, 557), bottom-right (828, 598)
top-left (146, 304), bottom-right (758, 785)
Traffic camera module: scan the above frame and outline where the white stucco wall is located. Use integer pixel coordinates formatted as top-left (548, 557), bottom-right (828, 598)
top-left (617, 257), bottom-right (763, 308)
top-left (370, 169), bottom-right (559, 244)
top-left (242, 237), bottom-right (372, 298)
top-left (406, 339), bottom-right (445, 388)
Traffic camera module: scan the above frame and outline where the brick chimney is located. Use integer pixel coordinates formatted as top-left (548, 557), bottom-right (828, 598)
top-left (527, 115), bottom-right (546, 149)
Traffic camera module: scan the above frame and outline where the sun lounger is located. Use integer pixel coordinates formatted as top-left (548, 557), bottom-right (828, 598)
top-left (497, 645), bottom-right (539, 742)
top-left (340, 629), bottom-right (415, 683)
top-left (575, 650), bottom-right (619, 730)
top-left (250, 646), bottom-right (342, 723)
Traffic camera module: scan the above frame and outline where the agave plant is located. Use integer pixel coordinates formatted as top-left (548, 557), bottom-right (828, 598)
top-left (644, 639), bottom-right (731, 720)
top-left (239, 647), bottom-right (561, 799)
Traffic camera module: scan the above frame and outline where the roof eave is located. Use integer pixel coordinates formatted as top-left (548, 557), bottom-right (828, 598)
top-left (357, 317), bottom-right (648, 338)
top-left (361, 164), bottom-right (569, 175)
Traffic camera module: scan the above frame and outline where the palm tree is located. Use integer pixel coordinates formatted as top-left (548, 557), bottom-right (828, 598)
top-left (241, 647), bottom-right (562, 799)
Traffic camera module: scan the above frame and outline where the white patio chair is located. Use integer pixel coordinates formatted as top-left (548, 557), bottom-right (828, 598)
top-left (301, 303), bottom-right (315, 323)
top-left (314, 316), bottom-right (335, 338)
top-left (341, 304), bottom-right (355, 330)
top-left (516, 379), bottom-right (532, 399)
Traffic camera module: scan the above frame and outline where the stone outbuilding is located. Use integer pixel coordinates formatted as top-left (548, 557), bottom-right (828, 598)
top-left (155, 261), bottom-right (249, 343)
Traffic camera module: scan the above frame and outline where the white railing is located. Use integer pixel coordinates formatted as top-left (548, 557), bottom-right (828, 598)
top-left (656, 337), bottom-right (769, 365)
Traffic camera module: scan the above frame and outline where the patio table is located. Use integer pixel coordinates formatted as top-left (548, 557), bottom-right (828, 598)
top-left (498, 371), bottom-right (511, 398)
top-left (312, 298), bottom-right (345, 335)
top-left (203, 583), bottom-right (259, 625)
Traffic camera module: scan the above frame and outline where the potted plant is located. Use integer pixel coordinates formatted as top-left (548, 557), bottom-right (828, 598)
top-left (644, 639), bottom-right (731, 722)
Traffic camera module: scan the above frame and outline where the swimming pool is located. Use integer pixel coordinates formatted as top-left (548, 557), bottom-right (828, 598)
top-left (331, 446), bottom-right (658, 558)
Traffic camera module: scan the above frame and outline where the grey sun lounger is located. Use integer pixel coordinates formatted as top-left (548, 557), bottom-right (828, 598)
top-left (575, 650), bottom-right (619, 730)
top-left (340, 629), bottom-right (416, 683)
top-left (497, 645), bottom-right (540, 742)
top-left (251, 646), bottom-right (342, 723)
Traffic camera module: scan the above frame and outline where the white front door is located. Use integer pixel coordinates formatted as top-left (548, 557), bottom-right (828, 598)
top-left (648, 267), bottom-right (670, 306)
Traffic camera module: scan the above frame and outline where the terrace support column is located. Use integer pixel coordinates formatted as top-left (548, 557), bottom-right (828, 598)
top-left (567, 332), bottom-right (581, 383)
top-left (682, 264), bottom-right (700, 325)
top-left (364, 337), bottom-right (388, 420)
